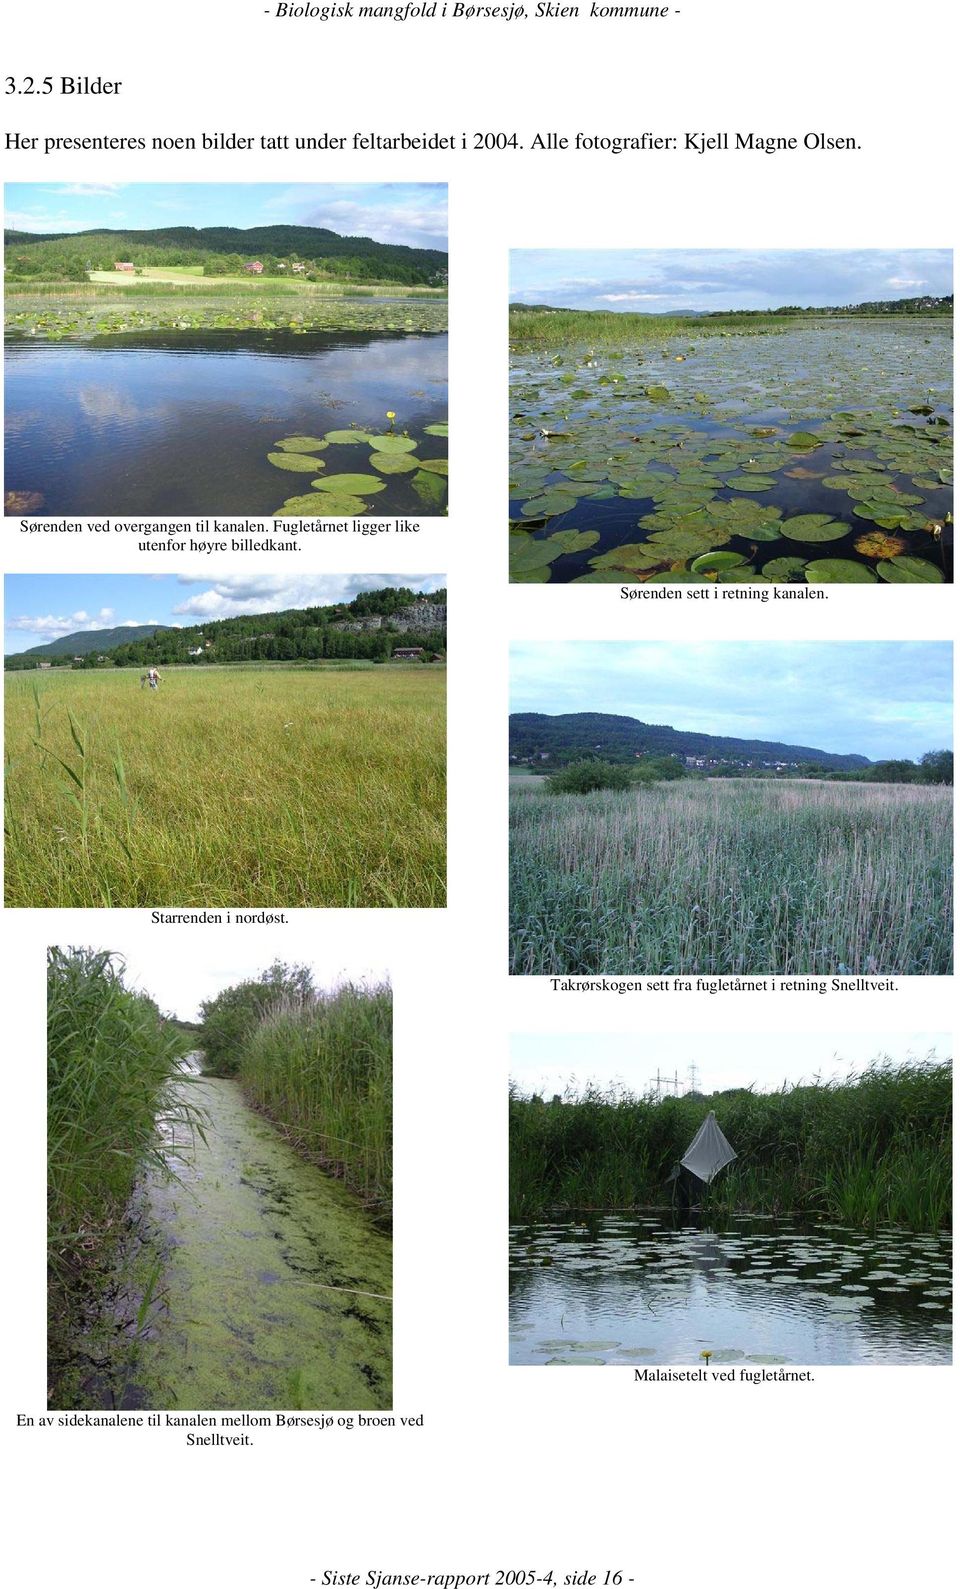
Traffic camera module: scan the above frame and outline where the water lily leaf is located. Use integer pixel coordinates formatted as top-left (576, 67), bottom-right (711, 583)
top-left (274, 436), bottom-right (329, 453)
top-left (324, 429), bottom-right (374, 444)
top-left (368, 434), bottom-right (418, 453)
top-left (804, 558), bottom-right (878, 583)
top-left (267, 452), bottom-right (327, 473)
top-left (762, 556), bottom-right (808, 582)
top-left (416, 457), bottom-right (449, 476)
top-left (423, 422), bottom-right (449, 436)
top-left (724, 475), bottom-right (776, 492)
top-left (876, 556), bottom-right (945, 583)
top-left (411, 469), bottom-right (447, 508)
top-left (369, 451), bottom-right (419, 474)
top-left (511, 529), bottom-right (599, 579)
top-left (853, 531), bottom-right (908, 559)
top-left (781, 514), bottom-right (848, 542)
top-left (786, 431), bottom-right (822, 449)
top-left (275, 493), bottom-right (366, 517)
top-left (690, 551), bottom-right (749, 573)
top-left (852, 504), bottom-right (915, 528)
top-left (312, 473), bottom-right (386, 496)
top-left (590, 543), bottom-right (667, 572)
top-left (645, 385), bottom-right (670, 400)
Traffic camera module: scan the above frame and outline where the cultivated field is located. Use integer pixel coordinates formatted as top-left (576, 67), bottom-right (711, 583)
top-left (6, 666), bottom-right (445, 907)
top-left (509, 778), bottom-right (952, 976)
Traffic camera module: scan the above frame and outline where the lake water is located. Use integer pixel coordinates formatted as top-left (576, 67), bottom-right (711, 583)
top-left (5, 327), bottom-right (448, 517)
top-left (509, 1213), bottom-right (952, 1366)
top-left (509, 320), bottom-right (952, 584)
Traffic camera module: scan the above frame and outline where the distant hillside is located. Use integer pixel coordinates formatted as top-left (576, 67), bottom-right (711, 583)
top-left (6, 588), bottom-right (447, 671)
top-left (510, 712), bottom-right (871, 770)
top-left (20, 624), bottom-right (168, 658)
top-left (509, 296), bottom-right (951, 319)
top-left (4, 225), bottom-right (447, 286)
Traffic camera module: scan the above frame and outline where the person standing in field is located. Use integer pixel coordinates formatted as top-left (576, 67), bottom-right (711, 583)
top-left (147, 667), bottom-right (161, 690)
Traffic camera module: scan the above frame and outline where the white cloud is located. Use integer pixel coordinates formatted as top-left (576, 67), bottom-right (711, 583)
top-left (597, 292), bottom-right (669, 303)
top-left (887, 277), bottom-right (925, 289)
top-left (302, 199), bottom-right (448, 247)
top-left (171, 573), bottom-right (445, 620)
top-left (53, 183), bottom-right (125, 199)
top-left (6, 609), bottom-right (145, 641)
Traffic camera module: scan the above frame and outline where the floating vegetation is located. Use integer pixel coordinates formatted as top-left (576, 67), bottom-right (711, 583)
top-left (269, 421), bottom-right (448, 517)
top-left (510, 1211), bottom-right (952, 1367)
top-left (509, 319), bottom-right (952, 582)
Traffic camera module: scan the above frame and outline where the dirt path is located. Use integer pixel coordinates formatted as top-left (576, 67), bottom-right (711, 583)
top-left (123, 1070), bottom-right (391, 1410)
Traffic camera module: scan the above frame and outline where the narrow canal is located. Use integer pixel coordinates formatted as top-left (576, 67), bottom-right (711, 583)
top-left (103, 1058), bottom-right (392, 1410)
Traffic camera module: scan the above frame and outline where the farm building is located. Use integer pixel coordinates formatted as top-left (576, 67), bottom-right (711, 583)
top-left (393, 647), bottom-right (425, 660)
top-left (244, 261), bottom-right (264, 275)
top-left (114, 262), bottom-right (135, 272)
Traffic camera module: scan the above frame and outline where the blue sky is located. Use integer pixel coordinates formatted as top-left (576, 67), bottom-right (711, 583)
top-left (510, 641), bottom-right (953, 762)
top-left (510, 249), bottom-right (953, 313)
top-left (4, 183), bottom-right (448, 250)
top-left (4, 574), bottom-right (445, 652)
top-left (511, 1032), bottom-right (952, 1096)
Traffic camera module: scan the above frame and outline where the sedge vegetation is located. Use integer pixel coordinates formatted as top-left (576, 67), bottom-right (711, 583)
top-left (5, 666), bottom-right (446, 908)
top-left (199, 965), bottom-right (392, 1213)
top-left (509, 299), bottom-right (952, 349)
top-left (509, 1057), bottom-right (952, 1232)
top-left (47, 948), bottom-right (199, 1381)
top-left (510, 778), bottom-right (953, 976)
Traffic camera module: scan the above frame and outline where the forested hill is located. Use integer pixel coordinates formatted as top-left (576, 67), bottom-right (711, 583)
top-left (19, 624), bottom-right (168, 659)
top-left (4, 225), bottom-right (447, 285)
top-left (510, 712), bottom-right (871, 770)
top-left (5, 588), bottom-right (448, 671)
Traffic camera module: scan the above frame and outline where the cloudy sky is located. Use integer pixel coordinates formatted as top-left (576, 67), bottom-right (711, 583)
top-left (4, 573), bottom-right (445, 651)
top-left (511, 1032), bottom-right (952, 1097)
top-left (5, 182), bottom-right (448, 251)
top-left (510, 248), bottom-right (953, 313)
top-left (510, 641), bottom-right (953, 762)
top-left (69, 938), bottom-right (391, 1022)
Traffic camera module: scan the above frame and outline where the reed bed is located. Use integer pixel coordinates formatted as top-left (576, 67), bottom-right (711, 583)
top-left (510, 779), bottom-right (952, 976)
top-left (509, 1058), bottom-right (952, 1231)
top-left (47, 948), bottom-right (198, 1365)
top-left (508, 307), bottom-right (809, 348)
top-left (5, 668), bottom-right (446, 908)
top-left (236, 982), bottom-right (393, 1212)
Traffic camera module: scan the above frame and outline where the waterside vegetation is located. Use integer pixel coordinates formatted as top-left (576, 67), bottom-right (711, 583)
top-left (509, 1056), bottom-right (952, 1232)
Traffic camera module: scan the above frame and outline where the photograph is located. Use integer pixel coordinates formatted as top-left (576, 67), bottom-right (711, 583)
top-left (5, 182), bottom-right (448, 517)
top-left (509, 641), bottom-right (953, 976)
top-left (5, 573), bottom-right (447, 907)
top-left (48, 943), bottom-right (392, 1410)
top-left (509, 1033), bottom-right (952, 1367)
top-left (509, 249), bottom-right (952, 584)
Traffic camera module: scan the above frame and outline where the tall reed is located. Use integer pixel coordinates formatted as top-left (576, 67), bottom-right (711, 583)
top-left (47, 949), bottom-right (196, 1352)
top-left (236, 982), bottom-right (393, 1212)
top-left (509, 1057), bottom-right (952, 1231)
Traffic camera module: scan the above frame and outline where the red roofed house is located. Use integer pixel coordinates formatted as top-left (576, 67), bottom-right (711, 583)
top-left (244, 261), bottom-right (264, 274)
top-left (114, 261), bottom-right (135, 272)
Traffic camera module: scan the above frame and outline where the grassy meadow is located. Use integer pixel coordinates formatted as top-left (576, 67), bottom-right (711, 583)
top-left (6, 666), bottom-right (445, 907)
top-left (510, 1058), bottom-right (952, 1232)
top-left (510, 778), bottom-right (952, 976)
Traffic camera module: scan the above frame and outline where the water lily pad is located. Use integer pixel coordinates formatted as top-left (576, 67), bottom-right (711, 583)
top-left (876, 556), bottom-right (945, 583)
top-left (804, 558), bottom-right (878, 583)
top-left (274, 436), bottom-right (330, 454)
top-left (545, 1357), bottom-right (607, 1365)
top-left (416, 457), bottom-right (448, 476)
top-left (267, 452), bottom-right (327, 473)
top-left (786, 431), bottom-right (822, 449)
top-left (690, 551), bottom-right (749, 573)
top-left (423, 422), bottom-right (449, 436)
top-left (781, 514), bottom-right (848, 542)
top-left (369, 451), bottom-right (419, 474)
top-left (411, 469), bottom-right (448, 508)
top-left (511, 529), bottom-right (599, 580)
top-left (313, 474), bottom-right (386, 496)
top-left (645, 385), bottom-right (670, 401)
top-left (368, 434), bottom-right (418, 453)
top-left (324, 429), bottom-right (374, 445)
top-left (853, 531), bottom-right (908, 559)
top-left (762, 556), bottom-right (808, 582)
top-left (724, 475), bottom-right (777, 492)
top-left (275, 493), bottom-right (366, 517)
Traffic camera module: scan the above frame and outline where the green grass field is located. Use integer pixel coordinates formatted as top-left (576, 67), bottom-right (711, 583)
top-left (510, 778), bottom-right (953, 976)
top-left (6, 667), bottom-right (445, 907)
